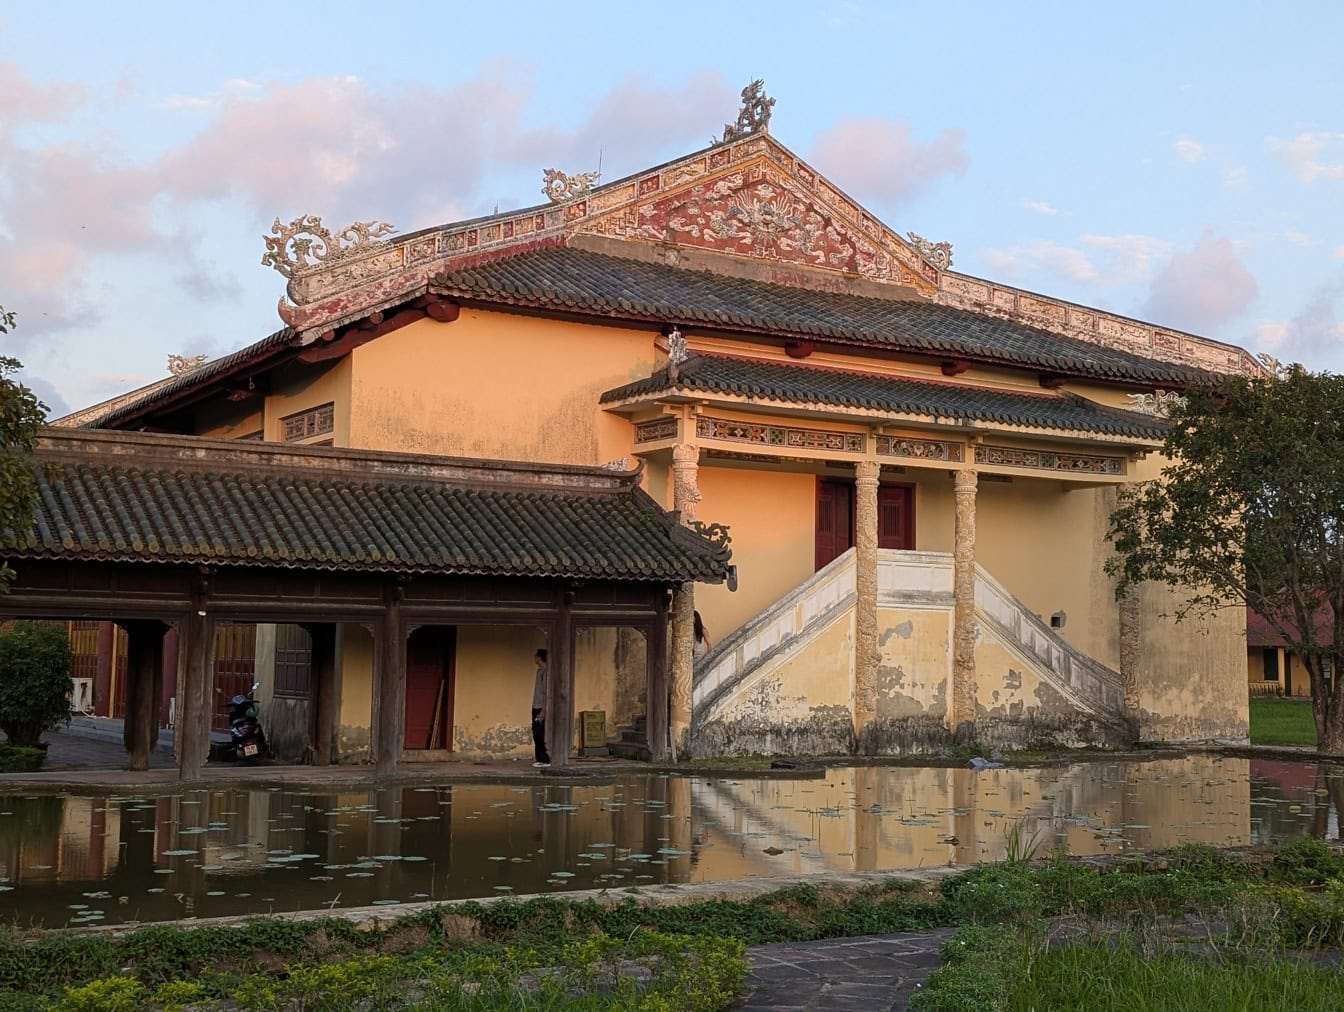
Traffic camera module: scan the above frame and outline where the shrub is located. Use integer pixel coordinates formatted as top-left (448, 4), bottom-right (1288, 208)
top-left (0, 621), bottom-right (73, 747)
top-left (0, 743), bottom-right (43, 772)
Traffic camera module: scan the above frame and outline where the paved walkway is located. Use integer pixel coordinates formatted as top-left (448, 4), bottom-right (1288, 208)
top-left (737, 930), bottom-right (951, 1010)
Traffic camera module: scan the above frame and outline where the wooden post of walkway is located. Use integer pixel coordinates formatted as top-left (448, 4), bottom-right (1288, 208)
top-left (304, 623), bottom-right (338, 766)
top-left (547, 591), bottom-right (575, 768)
top-left (375, 589), bottom-right (407, 774)
top-left (121, 621), bottom-right (166, 772)
top-left (646, 591), bottom-right (670, 762)
top-left (176, 607), bottom-right (215, 779)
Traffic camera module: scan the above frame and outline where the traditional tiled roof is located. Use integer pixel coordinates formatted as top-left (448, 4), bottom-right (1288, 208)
top-left (6, 431), bottom-right (731, 583)
top-left (431, 246), bottom-right (1210, 387)
top-left (52, 327), bottom-right (297, 429)
top-left (602, 354), bottom-right (1169, 440)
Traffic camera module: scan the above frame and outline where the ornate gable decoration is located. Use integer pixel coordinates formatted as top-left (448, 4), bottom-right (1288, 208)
top-left (576, 137), bottom-right (940, 295)
top-left (271, 83), bottom-right (944, 335)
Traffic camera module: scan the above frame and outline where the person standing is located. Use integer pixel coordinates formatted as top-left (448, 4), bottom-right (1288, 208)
top-left (531, 648), bottom-right (551, 768)
top-left (693, 611), bottom-right (712, 662)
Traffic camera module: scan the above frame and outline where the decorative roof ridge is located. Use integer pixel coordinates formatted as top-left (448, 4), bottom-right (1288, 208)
top-left (938, 269), bottom-right (1266, 378)
top-left (56, 326), bottom-right (297, 430)
top-left (35, 428), bottom-right (644, 496)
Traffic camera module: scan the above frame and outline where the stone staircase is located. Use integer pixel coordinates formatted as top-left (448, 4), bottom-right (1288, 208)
top-left (607, 714), bottom-right (651, 761)
top-left (690, 548), bottom-right (1129, 754)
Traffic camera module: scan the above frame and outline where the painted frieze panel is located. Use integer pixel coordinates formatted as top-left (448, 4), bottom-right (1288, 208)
top-left (580, 158), bottom-right (931, 290)
top-left (697, 415), bottom-right (864, 454)
top-left (876, 435), bottom-right (964, 463)
top-left (633, 416), bottom-right (679, 444)
top-left (974, 444), bottom-right (1124, 476)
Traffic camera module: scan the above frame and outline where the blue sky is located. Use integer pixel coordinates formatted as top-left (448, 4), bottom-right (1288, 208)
top-left (2, 1), bottom-right (1341, 417)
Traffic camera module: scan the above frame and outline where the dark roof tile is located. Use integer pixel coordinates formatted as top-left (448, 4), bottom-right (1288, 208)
top-left (432, 247), bottom-right (1207, 386)
top-left (6, 450), bottom-right (730, 583)
top-left (601, 354), bottom-right (1168, 440)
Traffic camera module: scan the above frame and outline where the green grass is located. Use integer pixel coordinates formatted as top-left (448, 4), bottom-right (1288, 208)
top-left (1010, 941), bottom-right (1344, 1012)
top-left (1250, 698), bottom-right (1318, 746)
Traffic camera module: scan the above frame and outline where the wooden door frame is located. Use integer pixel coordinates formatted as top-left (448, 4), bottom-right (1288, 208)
top-left (877, 480), bottom-right (917, 550)
top-left (404, 624), bottom-right (456, 751)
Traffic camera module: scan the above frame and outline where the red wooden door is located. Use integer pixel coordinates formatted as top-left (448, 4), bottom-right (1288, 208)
top-left (405, 626), bottom-right (455, 750)
top-left (877, 485), bottom-right (915, 549)
top-left (816, 479), bottom-right (856, 570)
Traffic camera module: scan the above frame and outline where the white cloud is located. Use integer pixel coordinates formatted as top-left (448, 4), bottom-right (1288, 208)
top-left (1023, 200), bottom-right (1059, 216)
top-left (1142, 229), bottom-right (1259, 333)
top-left (1334, 244), bottom-right (1344, 261)
top-left (1223, 166), bottom-right (1249, 189)
top-left (810, 117), bottom-right (968, 205)
top-left (1267, 131), bottom-right (1344, 184)
top-left (1174, 138), bottom-right (1205, 162)
top-left (1284, 230), bottom-right (1316, 247)
top-left (1256, 321), bottom-right (1289, 350)
top-left (984, 232), bottom-right (1172, 289)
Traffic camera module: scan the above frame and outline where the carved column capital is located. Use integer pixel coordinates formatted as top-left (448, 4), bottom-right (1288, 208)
top-left (671, 442), bottom-right (701, 527)
top-left (855, 459), bottom-right (881, 486)
top-left (954, 468), bottom-right (978, 494)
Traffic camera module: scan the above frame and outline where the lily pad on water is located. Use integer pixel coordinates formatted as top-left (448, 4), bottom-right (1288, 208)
top-left (403, 856), bottom-right (428, 862)
top-left (161, 850), bottom-right (197, 857)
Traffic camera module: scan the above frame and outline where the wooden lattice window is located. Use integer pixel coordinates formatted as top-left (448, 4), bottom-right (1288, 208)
top-left (281, 403), bottom-right (334, 443)
top-left (274, 624), bottom-right (313, 698)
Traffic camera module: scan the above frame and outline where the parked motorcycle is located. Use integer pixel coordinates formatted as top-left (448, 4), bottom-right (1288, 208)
top-left (219, 682), bottom-right (268, 762)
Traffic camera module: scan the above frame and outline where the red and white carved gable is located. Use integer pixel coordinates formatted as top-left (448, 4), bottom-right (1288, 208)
top-left (575, 138), bottom-right (938, 296)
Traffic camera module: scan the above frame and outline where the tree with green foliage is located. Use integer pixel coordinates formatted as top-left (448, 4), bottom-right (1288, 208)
top-left (0, 620), bottom-right (74, 746)
top-left (0, 303), bottom-right (48, 592)
top-left (1107, 367), bottom-right (1344, 752)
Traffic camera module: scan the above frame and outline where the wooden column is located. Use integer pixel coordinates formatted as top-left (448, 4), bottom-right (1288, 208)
top-left (374, 589), bottom-right (407, 774)
top-left (121, 621), bottom-right (166, 772)
top-left (853, 460), bottom-right (880, 751)
top-left (305, 623), bottom-right (338, 766)
top-left (670, 441), bottom-right (700, 758)
top-left (950, 468), bottom-right (978, 741)
top-left (176, 608), bottom-right (215, 779)
top-left (547, 591), bottom-right (575, 767)
top-left (646, 593), bottom-right (670, 762)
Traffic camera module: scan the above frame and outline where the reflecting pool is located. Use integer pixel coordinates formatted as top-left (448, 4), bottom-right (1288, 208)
top-left (1, 755), bottom-right (1340, 926)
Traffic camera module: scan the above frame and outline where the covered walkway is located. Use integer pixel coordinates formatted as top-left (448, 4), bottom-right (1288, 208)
top-left (1, 429), bottom-right (731, 778)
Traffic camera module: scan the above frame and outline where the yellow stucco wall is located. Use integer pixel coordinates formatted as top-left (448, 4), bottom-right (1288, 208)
top-left (451, 626), bottom-right (540, 757)
top-left (1246, 647), bottom-right (1312, 697)
top-left (345, 312), bottom-right (654, 464)
top-left (264, 359), bottom-right (353, 446)
top-left (694, 465), bottom-right (817, 638)
top-left (337, 623), bottom-right (373, 762)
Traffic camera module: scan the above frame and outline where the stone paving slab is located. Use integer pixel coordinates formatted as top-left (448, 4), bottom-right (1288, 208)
top-left (736, 930), bottom-right (953, 1011)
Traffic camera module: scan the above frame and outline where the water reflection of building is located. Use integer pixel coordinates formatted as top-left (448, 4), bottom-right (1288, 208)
top-left (7, 759), bottom-right (1338, 927)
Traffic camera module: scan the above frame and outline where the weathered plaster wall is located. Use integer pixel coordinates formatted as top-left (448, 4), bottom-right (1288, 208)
top-left (250, 623), bottom-right (308, 761)
top-left (347, 312), bottom-right (652, 465)
top-left (1134, 585), bottom-right (1248, 741)
top-left (573, 626), bottom-right (646, 744)
top-left (694, 465), bottom-right (817, 638)
top-left (863, 608), bottom-right (950, 753)
top-left (337, 623), bottom-right (373, 763)
top-left (452, 626), bottom-right (540, 758)
top-left (690, 609), bottom-right (855, 757)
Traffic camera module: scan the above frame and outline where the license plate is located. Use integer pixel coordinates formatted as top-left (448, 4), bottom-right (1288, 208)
top-left (242, 743), bottom-right (259, 756)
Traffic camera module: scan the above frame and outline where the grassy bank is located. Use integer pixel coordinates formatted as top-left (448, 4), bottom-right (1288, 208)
top-left (5, 839), bottom-right (1344, 1009)
top-left (1250, 697), bottom-right (1318, 746)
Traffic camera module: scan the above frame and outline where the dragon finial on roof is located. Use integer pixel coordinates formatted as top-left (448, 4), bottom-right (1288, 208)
top-left (714, 79), bottom-right (775, 146)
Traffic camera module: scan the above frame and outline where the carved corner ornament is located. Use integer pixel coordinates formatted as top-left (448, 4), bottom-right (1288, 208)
top-left (1256, 352), bottom-right (1291, 380)
top-left (542, 168), bottom-right (599, 204)
top-left (906, 232), bottom-right (954, 270)
top-left (666, 327), bottom-right (689, 382)
top-left (714, 79), bottom-right (775, 146)
top-left (1125, 389), bottom-right (1186, 418)
top-left (261, 215), bottom-right (396, 279)
top-left (690, 519), bottom-right (732, 553)
top-left (167, 353), bottom-right (208, 376)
